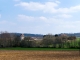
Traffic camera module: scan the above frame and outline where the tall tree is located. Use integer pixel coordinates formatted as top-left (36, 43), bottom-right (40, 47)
top-left (20, 37), bottom-right (36, 47)
top-left (42, 34), bottom-right (55, 47)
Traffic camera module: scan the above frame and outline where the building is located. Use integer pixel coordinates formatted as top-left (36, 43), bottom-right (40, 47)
top-left (20, 34), bottom-right (25, 40)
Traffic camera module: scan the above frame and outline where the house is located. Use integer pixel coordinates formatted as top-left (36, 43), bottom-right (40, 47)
top-left (31, 37), bottom-right (42, 40)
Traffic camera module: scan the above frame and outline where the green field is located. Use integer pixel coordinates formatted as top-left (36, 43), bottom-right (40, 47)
top-left (0, 47), bottom-right (79, 51)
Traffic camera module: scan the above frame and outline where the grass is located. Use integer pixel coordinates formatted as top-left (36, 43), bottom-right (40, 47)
top-left (0, 47), bottom-right (80, 51)
top-left (76, 37), bottom-right (80, 40)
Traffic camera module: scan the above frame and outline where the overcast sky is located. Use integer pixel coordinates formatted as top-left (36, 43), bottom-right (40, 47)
top-left (0, 0), bottom-right (80, 34)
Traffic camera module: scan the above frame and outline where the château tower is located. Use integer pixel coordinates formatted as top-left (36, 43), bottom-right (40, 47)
top-left (20, 34), bottom-right (25, 40)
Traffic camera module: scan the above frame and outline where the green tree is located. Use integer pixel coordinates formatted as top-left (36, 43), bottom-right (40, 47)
top-left (13, 36), bottom-right (21, 47)
top-left (42, 34), bottom-right (55, 47)
top-left (20, 37), bottom-right (36, 47)
top-left (0, 31), bottom-right (13, 47)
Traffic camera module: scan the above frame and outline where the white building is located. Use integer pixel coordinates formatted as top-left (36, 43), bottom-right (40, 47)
top-left (20, 34), bottom-right (25, 40)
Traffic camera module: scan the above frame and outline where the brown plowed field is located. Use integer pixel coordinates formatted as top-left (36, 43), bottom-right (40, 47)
top-left (0, 50), bottom-right (80, 60)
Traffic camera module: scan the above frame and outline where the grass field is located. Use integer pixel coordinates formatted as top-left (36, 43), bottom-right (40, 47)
top-left (0, 50), bottom-right (80, 60)
top-left (0, 47), bottom-right (80, 51)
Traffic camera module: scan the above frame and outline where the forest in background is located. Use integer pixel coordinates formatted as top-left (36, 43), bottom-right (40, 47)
top-left (0, 31), bottom-right (80, 48)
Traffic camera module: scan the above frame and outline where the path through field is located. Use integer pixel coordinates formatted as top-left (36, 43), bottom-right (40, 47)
top-left (0, 50), bottom-right (80, 60)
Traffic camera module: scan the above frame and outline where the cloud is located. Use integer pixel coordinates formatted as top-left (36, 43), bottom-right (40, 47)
top-left (16, 14), bottom-right (80, 34)
top-left (57, 14), bottom-right (72, 18)
top-left (55, 0), bottom-right (60, 4)
top-left (16, 20), bottom-right (80, 34)
top-left (0, 21), bottom-right (7, 24)
top-left (55, 20), bottom-right (80, 33)
top-left (13, 0), bottom-right (20, 2)
top-left (17, 14), bottom-right (54, 23)
top-left (0, 14), bottom-right (1, 18)
top-left (57, 5), bottom-right (80, 13)
top-left (18, 14), bottom-right (35, 21)
top-left (15, 2), bottom-right (45, 11)
top-left (17, 14), bottom-right (78, 27)
top-left (15, 1), bottom-right (58, 13)
top-left (0, 20), bottom-right (16, 25)
top-left (15, 1), bottom-right (80, 14)
top-left (17, 14), bottom-right (72, 23)
top-left (18, 14), bottom-right (52, 23)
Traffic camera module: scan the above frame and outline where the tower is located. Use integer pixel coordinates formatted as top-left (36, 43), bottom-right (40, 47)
top-left (20, 34), bottom-right (25, 40)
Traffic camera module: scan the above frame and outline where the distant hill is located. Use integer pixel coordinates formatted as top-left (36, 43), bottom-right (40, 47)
top-left (59, 33), bottom-right (80, 37)
top-left (1, 32), bottom-right (80, 38)
top-left (11, 33), bottom-right (43, 38)
top-left (14, 33), bottom-right (80, 37)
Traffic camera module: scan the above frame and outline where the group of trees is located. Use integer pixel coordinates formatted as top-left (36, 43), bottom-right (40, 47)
top-left (0, 32), bottom-right (36, 48)
top-left (41, 34), bottom-right (80, 48)
top-left (0, 32), bottom-right (19, 47)
top-left (0, 32), bottom-right (80, 48)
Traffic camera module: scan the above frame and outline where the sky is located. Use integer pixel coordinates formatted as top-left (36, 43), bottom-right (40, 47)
top-left (0, 0), bottom-right (80, 34)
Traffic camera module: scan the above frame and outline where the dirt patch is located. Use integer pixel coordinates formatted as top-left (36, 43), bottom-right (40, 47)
top-left (0, 50), bottom-right (80, 60)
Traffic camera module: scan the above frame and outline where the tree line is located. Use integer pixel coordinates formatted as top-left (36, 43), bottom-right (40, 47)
top-left (0, 32), bottom-right (80, 48)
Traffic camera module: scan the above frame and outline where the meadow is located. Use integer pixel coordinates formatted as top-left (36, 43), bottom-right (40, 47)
top-left (0, 47), bottom-right (79, 51)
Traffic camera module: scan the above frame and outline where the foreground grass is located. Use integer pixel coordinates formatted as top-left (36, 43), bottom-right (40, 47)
top-left (0, 47), bottom-right (80, 51)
